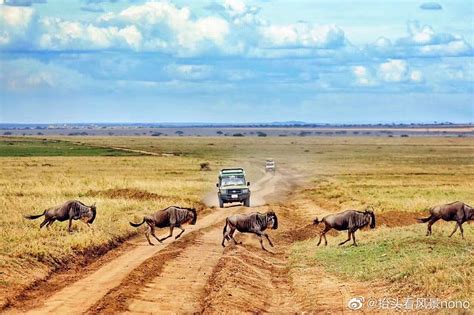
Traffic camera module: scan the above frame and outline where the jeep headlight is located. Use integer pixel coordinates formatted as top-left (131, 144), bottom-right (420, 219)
top-left (242, 189), bottom-right (249, 193)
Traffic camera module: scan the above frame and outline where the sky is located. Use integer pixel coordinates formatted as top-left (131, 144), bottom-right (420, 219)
top-left (0, 0), bottom-right (473, 123)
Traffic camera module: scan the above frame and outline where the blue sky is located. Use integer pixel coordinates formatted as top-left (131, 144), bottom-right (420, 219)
top-left (0, 0), bottom-right (473, 123)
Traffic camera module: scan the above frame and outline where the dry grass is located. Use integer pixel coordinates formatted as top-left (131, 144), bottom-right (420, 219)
top-left (0, 154), bottom-right (218, 304)
top-left (0, 135), bottom-right (473, 306)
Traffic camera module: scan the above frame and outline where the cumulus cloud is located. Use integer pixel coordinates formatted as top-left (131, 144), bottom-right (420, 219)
top-left (38, 18), bottom-right (143, 50)
top-left (260, 22), bottom-right (345, 49)
top-left (353, 66), bottom-right (376, 86)
top-left (419, 2), bottom-right (442, 10)
top-left (367, 21), bottom-right (473, 58)
top-left (0, 5), bottom-right (38, 48)
top-left (378, 60), bottom-right (422, 83)
top-left (98, 2), bottom-right (230, 55)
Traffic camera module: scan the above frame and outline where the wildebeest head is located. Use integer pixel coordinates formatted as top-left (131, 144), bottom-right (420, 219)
top-left (188, 208), bottom-right (197, 225)
top-left (266, 211), bottom-right (278, 229)
top-left (365, 209), bottom-right (376, 229)
top-left (465, 204), bottom-right (474, 220)
top-left (88, 202), bottom-right (97, 224)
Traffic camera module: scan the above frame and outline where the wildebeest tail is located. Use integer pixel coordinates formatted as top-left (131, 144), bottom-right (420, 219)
top-left (416, 215), bottom-right (432, 223)
top-left (24, 210), bottom-right (46, 220)
top-left (129, 218), bottom-right (146, 227)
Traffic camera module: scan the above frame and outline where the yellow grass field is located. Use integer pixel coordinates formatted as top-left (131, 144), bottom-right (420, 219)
top-left (0, 136), bottom-right (473, 308)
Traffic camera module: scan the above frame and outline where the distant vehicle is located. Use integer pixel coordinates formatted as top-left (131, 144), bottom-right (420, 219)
top-left (216, 168), bottom-right (251, 208)
top-left (265, 159), bottom-right (275, 173)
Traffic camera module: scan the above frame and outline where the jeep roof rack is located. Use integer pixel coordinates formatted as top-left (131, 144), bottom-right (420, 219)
top-left (220, 168), bottom-right (245, 175)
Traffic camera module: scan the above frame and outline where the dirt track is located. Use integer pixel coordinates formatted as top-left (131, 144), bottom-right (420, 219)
top-left (5, 169), bottom-right (380, 314)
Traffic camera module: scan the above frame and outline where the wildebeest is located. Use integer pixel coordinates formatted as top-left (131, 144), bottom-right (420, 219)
top-left (24, 200), bottom-right (97, 232)
top-left (313, 209), bottom-right (376, 246)
top-left (221, 211), bottom-right (278, 251)
top-left (129, 206), bottom-right (197, 246)
top-left (417, 201), bottom-right (474, 238)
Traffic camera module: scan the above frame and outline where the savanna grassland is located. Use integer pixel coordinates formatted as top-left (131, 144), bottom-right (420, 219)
top-left (0, 135), bottom-right (473, 308)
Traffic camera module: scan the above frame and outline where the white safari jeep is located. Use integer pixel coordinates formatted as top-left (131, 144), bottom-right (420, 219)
top-left (265, 159), bottom-right (276, 173)
top-left (216, 168), bottom-right (251, 208)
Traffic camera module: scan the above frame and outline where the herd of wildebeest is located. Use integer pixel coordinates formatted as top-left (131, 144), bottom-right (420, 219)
top-left (24, 199), bottom-right (473, 250)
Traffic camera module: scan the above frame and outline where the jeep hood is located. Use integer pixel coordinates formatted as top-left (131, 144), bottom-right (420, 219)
top-left (220, 185), bottom-right (248, 190)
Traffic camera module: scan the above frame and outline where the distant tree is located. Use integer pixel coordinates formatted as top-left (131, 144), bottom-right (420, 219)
top-left (401, 134), bottom-right (409, 137)
top-left (216, 130), bottom-right (223, 135)
top-left (233, 133), bottom-right (244, 137)
top-left (175, 130), bottom-right (184, 135)
top-left (151, 132), bottom-right (163, 136)
top-left (3, 131), bottom-right (12, 135)
top-left (257, 131), bottom-right (267, 137)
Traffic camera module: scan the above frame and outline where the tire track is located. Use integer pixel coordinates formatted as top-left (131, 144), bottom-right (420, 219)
top-left (126, 225), bottom-right (224, 314)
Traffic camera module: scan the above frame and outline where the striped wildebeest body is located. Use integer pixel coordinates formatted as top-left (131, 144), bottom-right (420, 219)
top-left (417, 201), bottom-right (474, 238)
top-left (129, 206), bottom-right (197, 246)
top-left (313, 209), bottom-right (376, 246)
top-left (24, 200), bottom-right (97, 232)
top-left (222, 211), bottom-right (278, 251)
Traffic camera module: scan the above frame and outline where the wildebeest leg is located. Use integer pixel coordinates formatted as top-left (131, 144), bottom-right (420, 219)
top-left (229, 228), bottom-right (241, 245)
top-left (149, 226), bottom-right (162, 244)
top-left (264, 233), bottom-right (274, 247)
top-left (458, 223), bottom-right (464, 239)
top-left (351, 231), bottom-right (358, 246)
top-left (174, 225), bottom-right (185, 239)
top-left (256, 233), bottom-right (268, 251)
top-left (68, 218), bottom-right (73, 233)
top-left (159, 226), bottom-right (174, 242)
top-left (317, 225), bottom-right (331, 246)
top-left (426, 217), bottom-right (439, 236)
top-left (339, 230), bottom-right (352, 246)
top-left (39, 218), bottom-right (49, 229)
top-left (45, 219), bottom-right (55, 230)
top-left (449, 223), bottom-right (459, 238)
top-left (145, 225), bottom-right (154, 246)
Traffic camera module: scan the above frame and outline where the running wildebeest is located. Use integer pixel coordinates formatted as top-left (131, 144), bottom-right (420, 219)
top-left (417, 201), bottom-right (474, 238)
top-left (24, 200), bottom-right (97, 232)
top-left (221, 211), bottom-right (278, 251)
top-left (313, 209), bottom-right (376, 246)
top-left (129, 206), bottom-right (197, 246)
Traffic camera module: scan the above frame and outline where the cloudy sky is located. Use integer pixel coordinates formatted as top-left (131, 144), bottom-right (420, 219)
top-left (0, 0), bottom-right (473, 123)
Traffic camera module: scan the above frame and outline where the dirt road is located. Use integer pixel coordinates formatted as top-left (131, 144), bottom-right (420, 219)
top-left (5, 168), bottom-right (376, 314)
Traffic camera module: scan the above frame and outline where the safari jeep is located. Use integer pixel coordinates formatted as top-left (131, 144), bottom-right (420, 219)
top-left (216, 168), bottom-right (250, 208)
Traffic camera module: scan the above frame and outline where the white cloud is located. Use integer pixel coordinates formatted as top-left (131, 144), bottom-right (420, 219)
top-left (379, 60), bottom-right (409, 82)
top-left (395, 21), bottom-right (472, 56)
top-left (0, 5), bottom-right (37, 47)
top-left (99, 2), bottom-right (229, 54)
top-left (260, 22), bottom-right (345, 49)
top-left (353, 66), bottom-right (375, 86)
top-left (378, 59), bottom-right (423, 83)
top-left (38, 18), bottom-right (142, 50)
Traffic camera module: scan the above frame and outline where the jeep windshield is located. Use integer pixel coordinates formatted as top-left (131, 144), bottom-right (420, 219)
top-left (221, 175), bottom-right (245, 187)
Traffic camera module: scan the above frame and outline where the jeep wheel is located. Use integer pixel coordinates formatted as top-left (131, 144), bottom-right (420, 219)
top-left (219, 199), bottom-right (224, 208)
top-left (244, 197), bottom-right (250, 207)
